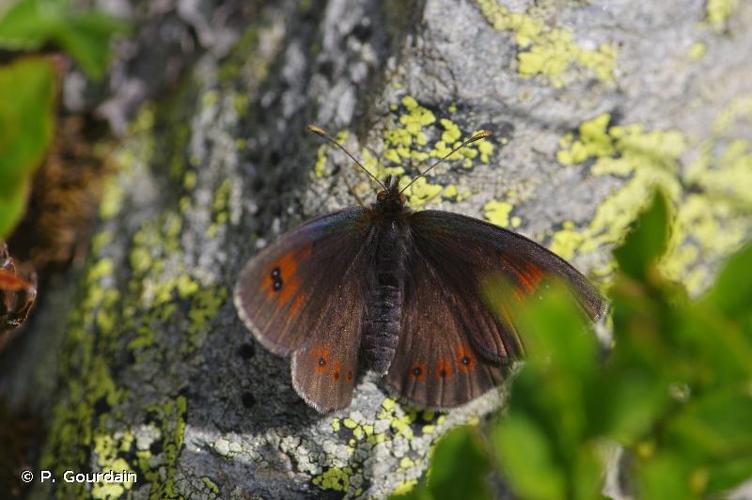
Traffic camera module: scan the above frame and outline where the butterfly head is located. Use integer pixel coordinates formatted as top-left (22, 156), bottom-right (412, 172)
top-left (375, 175), bottom-right (406, 214)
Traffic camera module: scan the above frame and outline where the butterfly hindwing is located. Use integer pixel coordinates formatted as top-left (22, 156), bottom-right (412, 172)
top-left (291, 246), bottom-right (368, 412)
top-left (385, 253), bottom-right (506, 408)
top-left (385, 210), bottom-right (605, 408)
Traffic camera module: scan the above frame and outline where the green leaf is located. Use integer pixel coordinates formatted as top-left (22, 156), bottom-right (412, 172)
top-left (572, 444), bottom-right (605, 500)
top-left (0, 0), bottom-right (128, 79)
top-left (0, 183), bottom-right (29, 238)
top-left (704, 456), bottom-right (752, 495)
top-left (426, 427), bottom-right (491, 500)
top-left (518, 282), bottom-right (597, 375)
top-left (0, 56), bottom-right (56, 238)
top-left (702, 242), bottom-right (752, 321)
top-left (493, 415), bottom-right (567, 500)
top-left (637, 453), bottom-right (693, 500)
top-left (0, 0), bottom-right (58, 48)
top-left (51, 10), bottom-right (128, 79)
top-left (597, 372), bottom-right (669, 445)
top-left (667, 388), bottom-right (752, 459)
top-left (391, 426), bottom-right (491, 500)
top-left (613, 190), bottom-right (671, 280)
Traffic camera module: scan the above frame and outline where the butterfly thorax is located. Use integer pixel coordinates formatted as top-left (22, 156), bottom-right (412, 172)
top-left (373, 175), bottom-right (407, 215)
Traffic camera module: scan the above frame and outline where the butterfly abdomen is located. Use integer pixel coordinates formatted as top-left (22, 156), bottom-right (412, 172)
top-left (361, 220), bottom-right (406, 375)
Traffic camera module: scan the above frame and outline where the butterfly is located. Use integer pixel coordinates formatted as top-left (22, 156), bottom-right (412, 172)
top-left (234, 126), bottom-right (606, 413)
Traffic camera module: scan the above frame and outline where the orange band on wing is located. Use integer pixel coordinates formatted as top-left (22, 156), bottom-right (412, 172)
top-left (499, 255), bottom-right (543, 294)
top-left (264, 245), bottom-right (313, 306)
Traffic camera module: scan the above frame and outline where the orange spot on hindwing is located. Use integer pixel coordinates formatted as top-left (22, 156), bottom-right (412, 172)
top-left (435, 359), bottom-right (454, 380)
top-left (456, 345), bottom-right (476, 374)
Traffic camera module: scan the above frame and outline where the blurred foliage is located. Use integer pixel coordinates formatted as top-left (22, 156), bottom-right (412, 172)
top-left (393, 191), bottom-right (752, 500)
top-left (0, 0), bottom-right (128, 79)
top-left (0, 58), bottom-right (55, 239)
top-left (0, 0), bottom-right (126, 240)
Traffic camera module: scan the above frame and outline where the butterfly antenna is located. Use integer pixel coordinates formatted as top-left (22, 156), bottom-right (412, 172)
top-left (341, 168), bottom-right (366, 208)
top-left (399, 130), bottom-right (492, 194)
top-left (307, 124), bottom-right (387, 190)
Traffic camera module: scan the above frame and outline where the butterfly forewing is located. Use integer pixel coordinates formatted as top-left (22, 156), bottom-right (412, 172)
top-left (234, 207), bottom-right (369, 355)
top-left (410, 210), bottom-right (605, 321)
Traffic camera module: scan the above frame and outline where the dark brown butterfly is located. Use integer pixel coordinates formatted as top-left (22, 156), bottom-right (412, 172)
top-left (234, 126), bottom-right (605, 413)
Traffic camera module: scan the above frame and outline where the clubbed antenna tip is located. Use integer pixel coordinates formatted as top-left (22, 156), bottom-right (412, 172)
top-left (470, 130), bottom-right (493, 141)
top-left (306, 124), bottom-right (327, 137)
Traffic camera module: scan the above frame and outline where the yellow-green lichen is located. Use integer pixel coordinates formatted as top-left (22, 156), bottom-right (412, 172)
top-left (125, 209), bottom-right (228, 355)
top-left (187, 285), bottom-right (228, 350)
top-left (92, 230), bottom-right (113, 254)
top-left (99, 179), bottom-right (125, 220)
top-left (313, 466), bottom-right (351, 492)
top-left (712, 96), bottom-right (752, 134)
top-left (312, 97), bottom-right (495, 209)
top-left (557, 113), bottom-right (615, 165)
top-left (232, 92), bottom-right (249, 117)
top-left (136, 396), bottom-right (188, 498)
top-left (392, 479), bottom-right (418, 496)
top-left (484, 200), bottom-right (515, 228)
top-left (382, 398), bottom-right (397, 411)
top-left (401, 177), bottom-right (444, 206)
top-left (379, 97), bottom-right (496, 205)
top-left (213, 178), bottom-right (232, 225)
top-left (184, 171), bottom-right (197, 190)
top-left (688, 42), bottom-right (707, 60)
top-left (202, 90), bottom-right (219, 110)
top-left (706, 0), bottom-right (739, 32)
top-left (91, 433), bottom-right (137, 498)
top-left (312, 130), bottom-right (349, 178)
top-left (477, 0), bottom-right (618, 88)
top-left (553, 107), bottom-right (752, 293)
top-left (313, 143), bottom-right (329, 178)
top-left (41, 239), bottom-right (126, 497)
top-left (202, 476), bottom-right (220, 494)
top-left (219, 22), bottom-right (281, 91)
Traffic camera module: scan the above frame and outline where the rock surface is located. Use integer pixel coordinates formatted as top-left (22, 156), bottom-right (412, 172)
top-left (3, 0), bottom-right (752, 498)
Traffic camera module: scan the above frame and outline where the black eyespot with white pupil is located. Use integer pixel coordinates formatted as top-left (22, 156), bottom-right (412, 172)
top-left (412, 366), bottom-right (422, 376)
top-left (270, 267), bottom-right (283, 291)
top-left (462, 356), bottom-right (471, 365)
